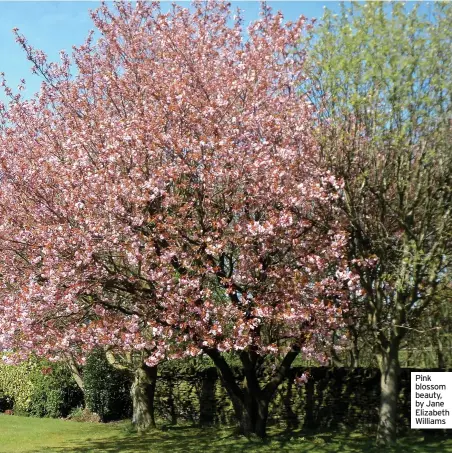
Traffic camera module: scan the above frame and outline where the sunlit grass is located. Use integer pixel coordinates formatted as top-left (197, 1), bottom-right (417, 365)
top-left (0, 415), bottom-right (451, 453)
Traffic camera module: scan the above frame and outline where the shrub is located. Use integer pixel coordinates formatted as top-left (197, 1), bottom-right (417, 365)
top-left (0, 392), bottom-right (13, 413)
top-left (0, 358), bottom-right (83, 417)
top-left (0, 360), bottom-right (37, 413)
top-left (27, 364), bottom-right (83, 418)
top-left (68, 406), bottom-right (101, 423)
top-left (83, 349), bottom-right (132, 421)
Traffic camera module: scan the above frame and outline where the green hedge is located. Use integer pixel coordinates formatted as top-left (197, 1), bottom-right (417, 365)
top-left (0, 358), bottom-right (83, 417)
top-left (83, 348), bottom-right (132, 421)
top-left (153, 366), bottom-right (441, 431)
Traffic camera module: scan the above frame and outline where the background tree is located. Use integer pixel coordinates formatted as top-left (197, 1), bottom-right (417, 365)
top-left (402, 280), bottom-right (452, 369)
top-left (0, 2), bottom-right (351, 437)
top-left (83, 348), bottom-right (134, 422)
top-left (104, 349), bottom-right (156, 429)
top-left (309, 2), bottom-right (452, 445)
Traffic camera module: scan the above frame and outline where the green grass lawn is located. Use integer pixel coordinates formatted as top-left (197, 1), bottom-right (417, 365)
top-left (0, 415), bottom-right (451, 453)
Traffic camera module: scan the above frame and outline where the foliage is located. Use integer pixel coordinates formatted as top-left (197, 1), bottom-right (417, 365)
top-left (0, 0), bottom-right (352, 437)
top-left (27, 363), bottom-right (83, 418)
top-left (0, 393), bottom-right (13, 413)
top-left (0, 0), bottom-right (348, 364)
top-left (83, 348), bottom-right (132, 422)
top-left (68, 407), bottom-right (101, 423)
top-left (0, 358), bottom-right (82, 417)
top-left (309, 1), bottom-right (452, 444)
top-left (402, 280), bottom-right (452, 368)
top-left (0, 360), bottom-right (37, 414)
top-left (158, 354), bottom-right (240, 377)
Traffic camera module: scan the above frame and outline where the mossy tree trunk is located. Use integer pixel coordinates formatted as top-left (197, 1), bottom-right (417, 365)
top-left (376, 339), bottom-right (400, 446)
top-left (131, 364), bottom-right (157, 431)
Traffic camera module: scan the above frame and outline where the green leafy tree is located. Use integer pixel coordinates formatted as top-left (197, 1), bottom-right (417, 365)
top-left (83, 349), bottom-right (133, 422)
top-left (403, 280), bottom-right (452, 369)
top-left (309, 2), bottom-right (452, 445)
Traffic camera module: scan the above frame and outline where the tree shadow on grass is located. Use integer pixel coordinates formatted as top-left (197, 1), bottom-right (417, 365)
top-left (30, 426), bottom-right (452, 453)
top-left (268, 427), bottom-right (452, 453)
top-left (30, 426), bottom-right (241, 453)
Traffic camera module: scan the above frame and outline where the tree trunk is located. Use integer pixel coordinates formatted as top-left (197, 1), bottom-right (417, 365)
top-left (350, 326), bottom-right (360, 368)
top-left (167, 380), bottom-right (177, 425)
top-left (434, 328), bottom-right (445, 369)
top-left (302, 376), bottom-right (315, 430)
top-left (131, 364), bottom-right (157, 431)
top-left (199, 368), bottom-right (217, 426)
top-left (233, 391), bottom-right (270, 437)
top-left (68, 361), bottom-right (85, 392)
top-left (283, 378), bottom-right (299, 430)
top-left (376, 341), bottom-right (400, 446)
top-left (254, 398), bottom-right (269, 438)
top-left (204, 346), bottom-right (299, 438)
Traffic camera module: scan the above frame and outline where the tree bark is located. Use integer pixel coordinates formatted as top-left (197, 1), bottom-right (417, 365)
top-left (66, 357), bottom-right (85, 392)
top-left (131, 364), bottom-right (157, 431)
top-left (236, 395), bottom-right (270, 438)
top-left (376, 340), bottom-right (400, 446)
top-left (350, 326), bottom-right (360, 367)
top-left (205, 346), bottom-right (298, 438)
top-left (199, 368), bottom-right (216, 426)
top-left (434, 328), bottom-right (445, 369)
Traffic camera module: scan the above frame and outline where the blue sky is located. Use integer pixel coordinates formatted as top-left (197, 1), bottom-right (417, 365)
top-left (0, 1), bottom-right (430, 102)
top-left (0, 1), bottom-right (345, 102)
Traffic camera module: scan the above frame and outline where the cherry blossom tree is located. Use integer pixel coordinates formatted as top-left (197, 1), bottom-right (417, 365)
top-left (0, 1), bottom-right (351, 436)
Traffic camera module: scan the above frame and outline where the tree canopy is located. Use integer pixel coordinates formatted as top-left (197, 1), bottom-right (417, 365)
top-left (0, 1), bottom-right (351, 437)
top-left (309, 2), bottom-right (452, 445)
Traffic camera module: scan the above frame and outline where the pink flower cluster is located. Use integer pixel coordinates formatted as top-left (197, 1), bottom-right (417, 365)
top-left (0, 1), bottom-right (352, 366)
